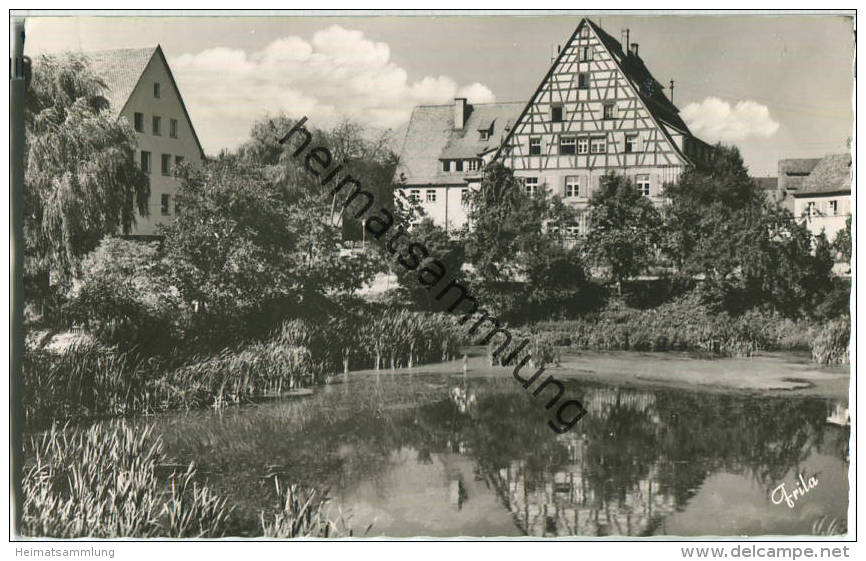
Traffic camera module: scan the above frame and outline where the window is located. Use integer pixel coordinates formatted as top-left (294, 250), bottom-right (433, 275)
top-left (579, 46), bottom-right (593, 62)
top-left (566, 224), bottom-right (581, 238)
top-left (577, 137), bottom-right (589, 154)
top-left (603, 103), bottom-right (615, 120)
top-left (154, 82), bottom-right (160, 98)
top-left (480, 130), bottom-right (490, 141)
top-left (524, 177), bottom-right (538, 196)
top-left (461, 189), bottom-right (470, 205)
top-left (134, 112), bottom-right (144, 132)
top-left (468, 159), bottom-right (479, 171)
top-left (152, 116), bottom-right (161, 136)
top-left (636, 174), bottom-right (651, 197)
top-left (175, 155), bottom-right (184, 166)
top-left (455, 160), bottom-right (464, 172)
top-left (579, 26), bottom-right (589, 38)
top-left (806, 201), bottom-right (816, 218)
top-left (170, 119), bottom-right (178, 138)
top-left (161, 194), bottom-right (170, 215)
top-left (565, 176), bottom-right (580, 198)
top-left (426, 190), bottom-right (437, 202)
top-left (559, 136), bottom-right (577, 155)
top-left (551, 105), bottom-right (564, 123)
top-left (529, 137), bottom-right (542, 155)
top-left (578, 72), bottom-right (589, 89)
top-left (625, 134), bottom-right (638, 153)
top-left (442, 160), bottom-right (451, 172)
top-left (590, 137), bottom-right (606, 154)
top-left (829, 200), bottom-right (838, 215)
top-left (161, 154), bottom-right (171, 176)
top-left (410, 189), bottom-right (420, 202)
top-left (140, 151), bottom-right (151, 173)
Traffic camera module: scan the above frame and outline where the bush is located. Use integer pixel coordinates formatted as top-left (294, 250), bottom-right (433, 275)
top-left (64, 238), bottom-right (183, 353)
top-left (811, 317), bottom-right (850, 365)
top-left (530, 291), bottom-right (816, 358)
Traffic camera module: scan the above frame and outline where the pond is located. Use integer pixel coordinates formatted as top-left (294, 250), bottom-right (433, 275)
top-left (146, 365), bottom-right (850, 538)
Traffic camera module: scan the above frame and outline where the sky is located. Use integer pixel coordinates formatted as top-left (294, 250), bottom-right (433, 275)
top-left (22, 12), bottom-right (855, 176)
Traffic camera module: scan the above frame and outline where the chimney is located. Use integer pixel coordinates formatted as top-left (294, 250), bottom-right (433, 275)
top-left (454, 98), bottom-right (467, 130)
top-left (621, 29), bottom-right (630, 54)
top-left (631, 43), bottom-right (639, 57)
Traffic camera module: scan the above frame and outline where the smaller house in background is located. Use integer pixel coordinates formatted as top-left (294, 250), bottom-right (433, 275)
top-left (789, 153), bottom-right (852, 242)
top-left (777, 158), bottom-right (822, 211)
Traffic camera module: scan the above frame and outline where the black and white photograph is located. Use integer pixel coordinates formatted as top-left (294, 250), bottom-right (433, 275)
top-left (8, 8), bottom-right (856, 546)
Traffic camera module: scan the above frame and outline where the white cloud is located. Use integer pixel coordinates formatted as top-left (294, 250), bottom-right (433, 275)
top-left (681, 97), bottom-right (780, 142)
top-left (169, 25), bottom-right (496, 154)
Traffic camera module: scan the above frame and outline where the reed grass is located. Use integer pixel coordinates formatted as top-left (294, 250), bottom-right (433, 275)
top-left (20, 421), bottom-right (351, 538)
top-left (260, 477), bottom-right (356, 538)
top-left (811, 317), bottom-right (850, 366)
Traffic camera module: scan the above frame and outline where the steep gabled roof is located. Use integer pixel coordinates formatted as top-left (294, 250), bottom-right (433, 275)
top-left (397, 101), bottom-right (524, 185)
top-left (493, 17), bottom-right (704, 165)
top-left (585, 19), bottom-right (691, 133)
top-left (794, 153), bottom-right (852, 196)
top-left (84, 46), bottom-right (156, 118)
top-left (83, 45), bottom-right (205, 160)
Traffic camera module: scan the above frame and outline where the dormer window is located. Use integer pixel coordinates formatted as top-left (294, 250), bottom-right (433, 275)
top-left (480, 130), bottom-right (490, 141)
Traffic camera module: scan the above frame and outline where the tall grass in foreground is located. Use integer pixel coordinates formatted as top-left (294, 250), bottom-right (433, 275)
top-left (21, 422), bottom-right (164, 537)
top-left (20, 421), bottom-right (350, 538)
top-left (260, 478), bottom-right (361, 538)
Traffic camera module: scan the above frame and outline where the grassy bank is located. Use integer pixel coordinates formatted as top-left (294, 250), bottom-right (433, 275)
top-left (19, 421), bottom-right (351, 538)
top-left (22, 308), bottom-right (465, 429)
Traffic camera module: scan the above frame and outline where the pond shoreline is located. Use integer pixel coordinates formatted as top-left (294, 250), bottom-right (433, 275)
top-left (350, 347), bottom-right (850, 400)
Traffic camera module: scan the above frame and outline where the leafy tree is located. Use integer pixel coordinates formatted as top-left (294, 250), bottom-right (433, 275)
top-left (465, 162), bottom-right (579, 283)
top-left (662, 144), bottom-right (762, 272)
top-left (833, 216), bottom-right (852, 266)
top-left (463, 163), bottom-right (591, 320)
top-left (159, 159), bottom-right (379, 340)
top-left (24, 53), bottom-right (149, 308)
top-left (585, 173), bottom-right (662, 289)
top-left (663, 145), bottom-right (834, 316)
top-left (65, 238), bottom-right (180, 351)
top-left (238, 114), bottom-right (398, 241)
top-left (388, 217), bottom-right (465, 310)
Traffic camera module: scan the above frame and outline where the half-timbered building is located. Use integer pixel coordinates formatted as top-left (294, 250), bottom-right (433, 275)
top-left (396, 17), bottom-right (714, 233)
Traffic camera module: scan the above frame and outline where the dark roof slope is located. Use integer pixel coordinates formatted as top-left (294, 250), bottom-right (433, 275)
top-left (585, 19), bottom-right (690, 133)
top-left (84, 46), bottom-right (157, 117)
top-left (795, 153), bottom-right (852, 195)
top-left (397, 101), bottom-right (524, 185)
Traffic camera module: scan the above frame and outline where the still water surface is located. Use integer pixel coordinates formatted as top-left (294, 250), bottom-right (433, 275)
top-left (148, 367), bottom-right (849, 537)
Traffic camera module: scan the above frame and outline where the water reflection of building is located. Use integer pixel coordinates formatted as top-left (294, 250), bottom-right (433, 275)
top-left (483, 388), bottom-right (674, 536)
